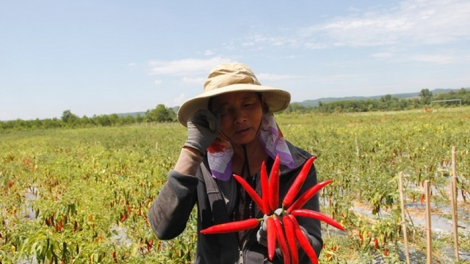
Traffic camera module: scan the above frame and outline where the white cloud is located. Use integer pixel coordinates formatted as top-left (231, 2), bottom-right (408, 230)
top-left (412, 54), bottom-right (459, 64)
top-left (241, 35), bottom-right (300, 49)
top-left (154, 79), bottom-right (162, 85)
top-left (310, 73), bottom-right (367, 84)
top-left (257, 73), bottom-right (296, 81)
top-left (182, 77), bottom-right (205, 84)
top-left (372, 47), bottom-right (470, 64)
top-left (173, 93), bottom-right (186, 105)
top-left (148, 57), bottom-right (234, 76)
top-left (285, 55), bottom-right (297, 59)
top-left (371, 52), bottom-right (395, 58)
top-left (236, 0), bottom-right (470, 50)
top-left (302, 0), bottom-right (470, 47)
top-left (204, 50), bottom-right (214, 56)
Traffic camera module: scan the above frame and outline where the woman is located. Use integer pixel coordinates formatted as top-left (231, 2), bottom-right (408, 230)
top-left (148, 63), bottom-right (322, 263)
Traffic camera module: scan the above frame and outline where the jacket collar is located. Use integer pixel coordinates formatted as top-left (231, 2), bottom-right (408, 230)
top-left (280, 140), bottom-right (314, 175)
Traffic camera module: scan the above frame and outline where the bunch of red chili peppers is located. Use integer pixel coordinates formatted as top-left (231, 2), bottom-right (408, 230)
top-left (200, 155), bottom-right (345, 264)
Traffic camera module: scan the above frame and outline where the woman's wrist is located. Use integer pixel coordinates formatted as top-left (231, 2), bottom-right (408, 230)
top-left (182, 146), bottom-right (203, 156)
top-left (174, 147), bottom-right (204, 175)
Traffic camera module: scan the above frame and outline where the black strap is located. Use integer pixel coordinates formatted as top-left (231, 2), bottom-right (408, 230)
top-left (201, 161), bottom-right (230, 223)
top-left (241, 145), bottom-right (257, 219)
top-left (201, 161), bottom-right (240, 263)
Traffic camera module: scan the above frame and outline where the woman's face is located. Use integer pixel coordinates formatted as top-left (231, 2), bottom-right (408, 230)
top-left (211, 91), bottom-right (264, 146)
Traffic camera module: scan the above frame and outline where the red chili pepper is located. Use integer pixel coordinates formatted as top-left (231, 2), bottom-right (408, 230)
top-left (260, 161), bottom-right (271, 215)
top-left (287, 179), bottom-right (332, 213)
top-left (282, 156), bottom-right (316, 208)
top-left (289, 215), bottom-right (319, 264)
top-left (266, 216), bottom-right (277, 260)
top-left (291, 209), bottom-right (345, 231)
top-left (200, 218), bottom-right (260, 234)
top-left (273, 215), bottom-right (290, 264)
top-left (374, 238), bottom-right (379, 249)
top-left (233, 174), bottom-right (269, 215)
top-left (282, 214), bottom-right (299, 264)
top-left (269, 155), bottom-right (281, 212)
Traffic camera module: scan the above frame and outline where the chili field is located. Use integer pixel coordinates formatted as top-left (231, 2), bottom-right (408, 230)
top-left (1, 107), bottom-right (469, 263)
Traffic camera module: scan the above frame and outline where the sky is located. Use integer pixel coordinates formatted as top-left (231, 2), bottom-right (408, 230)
top-left (1, 0), bottom-right (469, 121)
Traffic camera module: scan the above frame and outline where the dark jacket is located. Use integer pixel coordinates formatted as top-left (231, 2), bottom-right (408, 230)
top-left (148, 141), bottom-right (323, 263)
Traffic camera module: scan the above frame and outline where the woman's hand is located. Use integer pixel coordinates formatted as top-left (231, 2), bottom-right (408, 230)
top-left (184, 109), bottom-right (225, 155)
top-left (256, 217), bottom-right (268, 247)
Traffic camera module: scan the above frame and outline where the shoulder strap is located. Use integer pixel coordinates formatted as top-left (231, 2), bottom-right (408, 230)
top-left (201, 160), bottom-right (231, 223)
top-left (201, 161), bottom-right (240, 263)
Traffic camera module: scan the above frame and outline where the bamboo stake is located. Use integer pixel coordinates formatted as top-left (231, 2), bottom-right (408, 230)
top-left (355, 137), bottom-right (360, 159)
top-left (451, 146), bottom-right (460, 261)
top-left (398, 172), bottom-right (411, 264)
top-left (425, 180), bottom-right (432, 264)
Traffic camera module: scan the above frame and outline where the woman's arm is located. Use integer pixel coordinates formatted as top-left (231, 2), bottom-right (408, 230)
top-left (147, 148), bottom-right (202, 240)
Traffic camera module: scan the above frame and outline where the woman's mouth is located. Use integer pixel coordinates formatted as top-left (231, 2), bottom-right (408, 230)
top-left (235, 127), bottom-right (251, 136)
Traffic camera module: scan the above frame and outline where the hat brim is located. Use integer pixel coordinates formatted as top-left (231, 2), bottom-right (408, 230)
top-left (177, 83), bottom-right (291, 126)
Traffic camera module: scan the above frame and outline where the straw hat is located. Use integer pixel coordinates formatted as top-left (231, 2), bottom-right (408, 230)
top-left (177, 63), bottom-right (291, 126)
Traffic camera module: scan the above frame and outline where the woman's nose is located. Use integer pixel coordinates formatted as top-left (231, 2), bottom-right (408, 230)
top-left (233, 109), bottom-right (246, 124)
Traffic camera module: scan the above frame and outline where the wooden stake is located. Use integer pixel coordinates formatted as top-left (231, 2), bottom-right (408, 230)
top-left (451, 146), bottom-right (460, 261)
top-left (355, 137), bottom-right (360, 159)
top-left (425, 180), bottom-right (432, 264)
top-left (398, 172), bottom-right (411, 264)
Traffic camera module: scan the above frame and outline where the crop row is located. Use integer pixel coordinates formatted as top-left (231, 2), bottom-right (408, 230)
top-left (1, 108), bottom-right (469, 263)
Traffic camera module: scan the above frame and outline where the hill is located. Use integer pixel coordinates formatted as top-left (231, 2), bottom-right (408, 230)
top-left (117, 106), bottom-right (179, 118)
top-left (297, 88), bottom-right (467, 107)
top-left (116, 88), bottom-right (469, 117)
top-left (116, 112), bottom-right (146, 118)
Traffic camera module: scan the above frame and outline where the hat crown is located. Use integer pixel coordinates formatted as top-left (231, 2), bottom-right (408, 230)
top-left (204, 63), bottom-right (261, 92)
top-left (177, 62), bottom-right (290, 127)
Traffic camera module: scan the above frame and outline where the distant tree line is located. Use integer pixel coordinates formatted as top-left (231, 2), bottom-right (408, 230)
top-left (0, 104), bottom-right (176, 131)
top-left (2, 89), bottom-right (469, 131)
top-left (284, 88), bottom-right (470, 114)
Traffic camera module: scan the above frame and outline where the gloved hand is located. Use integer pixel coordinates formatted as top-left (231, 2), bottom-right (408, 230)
top-left (184, 109), bottom-right (225, 155)
top-left (257, 209), bottom-right (283, 247)
top-left (256, 217), bottom-right (268, 247)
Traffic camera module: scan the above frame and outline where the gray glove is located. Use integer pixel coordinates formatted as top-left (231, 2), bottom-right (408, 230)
top-left (256, 217), bottom-right (268, 247)
top-left (257, 209), bottom-right (310, 248)
top-left (184, 109), bottom-right (225, 155)
top-left (257, 209), bottom-right (283, 247)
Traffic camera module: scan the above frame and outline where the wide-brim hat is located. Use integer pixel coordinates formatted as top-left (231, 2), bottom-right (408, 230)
top-left (177, 63), bottom-right (291, 126)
